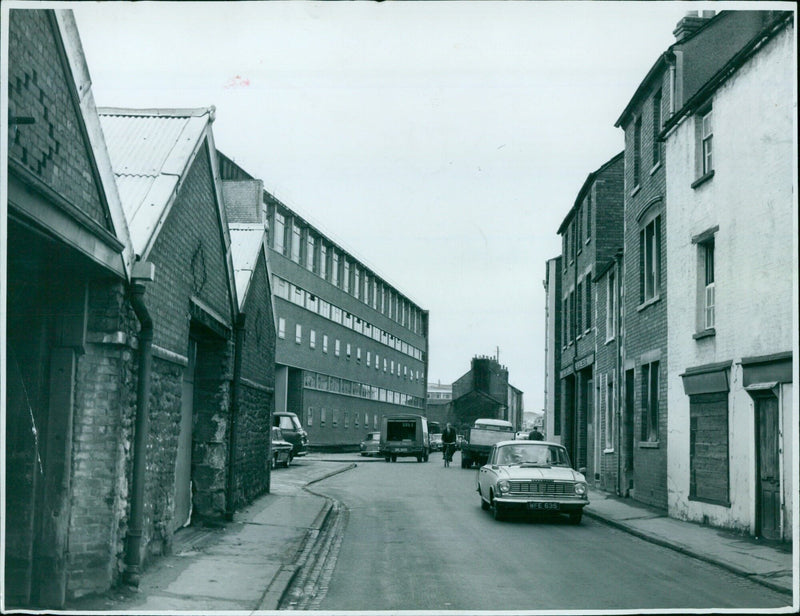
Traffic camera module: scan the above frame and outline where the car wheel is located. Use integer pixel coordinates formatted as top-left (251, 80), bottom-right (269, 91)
top-left (424, 453), bottom-right (429, 462)
top-left (417, 455), bottom-right (422, 462)
top-left (491, 494), bottom-right (505, 521)
top-left (391, 455), bottom-right (397, 462)
top-left (361, 452), bottom-right (367, 457)
top-left (480, 490), bottom-right (490, 511)
top-left (568, 510), bottom-right (583, 525)
top-left (384, 456), bottom-right (390, 462)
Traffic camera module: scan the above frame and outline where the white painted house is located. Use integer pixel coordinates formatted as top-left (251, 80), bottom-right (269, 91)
top-left (663, 14), bottom-right (795, 540)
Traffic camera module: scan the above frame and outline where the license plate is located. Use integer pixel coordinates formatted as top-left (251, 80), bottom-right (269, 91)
top-left (528, 502), bottom-right (560, 511)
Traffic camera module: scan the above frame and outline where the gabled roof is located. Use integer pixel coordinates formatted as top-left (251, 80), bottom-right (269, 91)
top-left (556, 151), bottom-right (623, 235)
top-left (229, 224), bottom-right (268, 310)
top-left (98, 107), bottom-right (214, 259)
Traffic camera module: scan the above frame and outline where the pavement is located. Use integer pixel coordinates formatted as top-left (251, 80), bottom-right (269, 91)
top-left (64, 452), bottom-right (796, 613)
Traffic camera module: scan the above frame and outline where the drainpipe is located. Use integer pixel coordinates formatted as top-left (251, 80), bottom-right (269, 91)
top-left (124, 277), bottom-right (153, 587)
top-left (226, 313), bottom-right (245, 521)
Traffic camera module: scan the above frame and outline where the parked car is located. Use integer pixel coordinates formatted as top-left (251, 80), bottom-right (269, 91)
top-left (429, 432), bottom-right (443, 452)
top-left (360, 431), bottom-right (381, 456)
top-left (273, 411), bottom-right (309, 457)
top-left (477, 440), bottom-right (589, 524)
top-left (271, 427), bottom-right (293, 468)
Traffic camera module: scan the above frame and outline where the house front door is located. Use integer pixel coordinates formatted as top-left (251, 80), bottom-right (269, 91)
top-left (755, 394), bottom-right (780, 540)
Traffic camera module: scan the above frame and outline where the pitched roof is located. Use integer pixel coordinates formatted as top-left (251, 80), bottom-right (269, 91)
top-left (229, 224), bottom-right (267, 310)
top-left (98, 107), bottom-right (214, 258)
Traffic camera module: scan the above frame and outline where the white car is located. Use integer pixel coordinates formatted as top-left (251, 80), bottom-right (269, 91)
top-left (477, 440), bottom-right (589, 523)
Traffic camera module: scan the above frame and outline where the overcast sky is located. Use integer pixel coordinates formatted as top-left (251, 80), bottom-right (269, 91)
top-left (64, 1), bottom-right (760, 413)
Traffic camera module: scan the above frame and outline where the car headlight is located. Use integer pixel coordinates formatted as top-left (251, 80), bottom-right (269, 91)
top-left (574, 482), bottom-right (587, 496)
top-left (498, 480), bottom-right (511, 494)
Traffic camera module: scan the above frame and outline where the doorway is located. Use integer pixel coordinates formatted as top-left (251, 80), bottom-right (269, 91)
top-left (754, 393), bottom-right (781, 540)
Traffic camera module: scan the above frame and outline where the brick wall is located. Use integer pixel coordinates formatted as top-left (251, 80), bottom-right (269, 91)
top-left (7, 9), bottom-right (111, 232)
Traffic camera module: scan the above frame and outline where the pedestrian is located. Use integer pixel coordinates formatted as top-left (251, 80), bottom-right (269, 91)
top-left (529, 426), bottom-right (544, 441)
top-left (442, 422), bottom-right (457, 465)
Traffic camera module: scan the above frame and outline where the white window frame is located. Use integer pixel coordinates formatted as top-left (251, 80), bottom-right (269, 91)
top-left (295, 324), bottom-right (302, 344)
top-left (606, 270), bottom-right (616, 341)
top-left (310, 329), bottom-right (316, 349)
top-left (701, 108), bottom-right (713, 175)
top-left (278, 317), bottom-right (286, 339)
top-left (323, 334), bottom-right (329, 353)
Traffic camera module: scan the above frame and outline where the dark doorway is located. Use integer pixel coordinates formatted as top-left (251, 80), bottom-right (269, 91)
top-left (624, 369), bottom-right (635, 492)
top-left (754, 394), bottom-right (781, 540)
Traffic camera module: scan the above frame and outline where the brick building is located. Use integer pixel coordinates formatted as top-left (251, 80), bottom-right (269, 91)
top-left (451, 356), bottom-right (524, 432)
top-left (556, 152), bottom-right (624, 474)
top-left (5, 9), bottom-right (135, 607)
top-left (662, 13), bottom-right (794, 540)
top-left (217, 153), bottom-right (430, 449)
top-left (614, 9), bottom-right (784, 510)
top-left (426, 381), bottom-right (454, 428)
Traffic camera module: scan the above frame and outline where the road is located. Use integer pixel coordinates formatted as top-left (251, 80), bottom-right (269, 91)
top-left (297, 452), bottom-right (789, 612)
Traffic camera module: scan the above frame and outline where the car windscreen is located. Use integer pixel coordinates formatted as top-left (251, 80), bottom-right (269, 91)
top-left (387, 420), bottom-right (417, 441)
top-left (278, 416), bottom-right (297, 431)
top-left (496, 444), bottom-right (571, 466)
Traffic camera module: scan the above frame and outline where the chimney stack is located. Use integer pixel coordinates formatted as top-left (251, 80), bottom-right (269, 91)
top-left (673, 11), bottom-right (715, 42)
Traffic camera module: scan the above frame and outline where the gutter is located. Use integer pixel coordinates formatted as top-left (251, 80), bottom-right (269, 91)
top-left (226, 313), bottom-right (246, 520)
top-left (124, 278), bottom-right (153, 586)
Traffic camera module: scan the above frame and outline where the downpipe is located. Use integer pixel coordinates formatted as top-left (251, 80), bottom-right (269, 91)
top-left (124, 281), bottom-right (153, 586)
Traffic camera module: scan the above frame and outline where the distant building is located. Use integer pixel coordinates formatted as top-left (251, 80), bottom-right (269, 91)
top-left (217, 154), bottom-right (430, 449)
top-left (451, 356), bottom-right (524, 431)
top-left (426, 381), bottom-right (454, 427)
top-left (663, 13), bottom-right (794, 540)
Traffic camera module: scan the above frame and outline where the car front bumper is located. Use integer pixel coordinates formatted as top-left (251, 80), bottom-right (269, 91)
top-left (493, 497), bottom-right (588, 512)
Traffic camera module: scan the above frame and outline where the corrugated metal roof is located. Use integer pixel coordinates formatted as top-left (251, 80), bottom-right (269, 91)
top-left (98, 109), bottom-right (211, 257)
top-left (229, 224), bottom-right (266, 309)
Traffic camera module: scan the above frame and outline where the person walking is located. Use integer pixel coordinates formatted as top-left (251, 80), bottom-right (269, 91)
top-left (442, 422), bottom-right (457, 466)
top-left (529, 426), bottom-right (544, 441)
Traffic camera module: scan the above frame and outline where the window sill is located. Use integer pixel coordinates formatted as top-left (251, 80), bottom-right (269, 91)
top-left (605, 335), bottom-right (616, 345)
top-left (630, 185), bottom-right (641, 198)
top-left (585, 237), bottom-right (591, 245)
top-left (649, 161), bottom-right (662, 176)
top-left (693, 328), bottom-right (716, 340)
top-left (603, 448), bottom-right (615, 455)
top-left (688, 495), bottom-right (731, 508)
top-left (691, 170), bottom-right (715, 189)
top-left (639, 441), bottom-right (660, 449)
top-left (637, 295), bottom-right (661, 312)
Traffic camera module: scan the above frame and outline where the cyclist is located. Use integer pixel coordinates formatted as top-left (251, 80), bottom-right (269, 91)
top-left (441, 422), bottom-right (457, 466)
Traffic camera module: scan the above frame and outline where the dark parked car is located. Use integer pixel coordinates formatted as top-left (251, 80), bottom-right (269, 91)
top-left (360, 431), bottom-right (381, 456)
top-left (273, 412), bottom-right (309, 457)
top-left (271, 427), bottom-right (293, 468)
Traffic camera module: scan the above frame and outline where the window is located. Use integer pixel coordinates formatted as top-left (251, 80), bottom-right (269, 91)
top-left (372, 280), bottom-right (378, 309)
top-left (689, 391), bottom-right (730, 505)
top-left (354, 413), bottom-right (359, 428)
top-left (374, 414), bottom-right (379, 430)
top-left (576, 281), bottom-right (583, 337)
top-left (274, 276), bottom-right (289, 300)
top-left (562, 298), bottom-right (568, 347)
top-left (319, 244), bottom-right (327, 280)
top-left (641, 361), bottom-right (659, 442)
top-left (305, 293), bottom-right (318, 312)
top-left (278, 317), bottom-right (286, 339)
top-left (344, 411), bottom-right (349, 429)
top-left (320, 408), bottom-right (326, 426)
top-left (354, 267), bottom-right (360, 299)
top-left (291, 284), bottom-right (305, 306)
top-left (306, 233), bottom-right (315, 271)
top-left (375, 354), bottom-right (379, 370)
top-left (273, 212), bottom-right (285, 254)
top-left (357, 347), bottom-right (362, 363)
top-left (343, 260), bottom-right (350, 293)
top-left (606, 271), bottom-right (616, 340)
top-left (331, 251), bottom-right (339, 286)
top-left (701, 108), bottom-right (713, 175)
top-left (310, 330), bottom-right (316, 349)
top-left (586, 190), bottom-right (592, 241)
top-left (332, 410), bottom-right (339, 428)
top-left (323, 334), bottom-right (329, 353)
top-left (366, 351), bottom-right (371, 367)
top-left (307, 407), bottom-right (314, 426)
top-left (633, 116), bottom-right (642, 187)
top-left (295, 324), bottom-right (302, 344)
top-left (652, 90), bottom-right (662, 167)
top-left (640, 215), bottom-right (661, 303)
top-left (335, 339), bottom-right (340, 357)
top-left (702, 238), bottom-right (715, 330)
top-left (346, 343), bottom-right (351, 359)
top-left (390, 360), bottom-right (394, 374)
top-left (585, 278), bottom-right (591, 332)
top-left (383, 358), bottom-right (388, 372)
top-left (576, 209), bottom-right (582, 253)
top-left (291, 222), bottom-right (301, 262)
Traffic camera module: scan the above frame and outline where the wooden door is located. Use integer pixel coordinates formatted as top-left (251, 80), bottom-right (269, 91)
top-left (755, 394), bottom-right (780, 540)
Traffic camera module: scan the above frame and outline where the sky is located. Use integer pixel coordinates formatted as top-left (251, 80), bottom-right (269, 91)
top-left (59, 0), bottom-right (755, 413)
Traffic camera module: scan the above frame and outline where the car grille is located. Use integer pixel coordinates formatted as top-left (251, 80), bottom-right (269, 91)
top-left (508, 480), bottom-right (575, 496)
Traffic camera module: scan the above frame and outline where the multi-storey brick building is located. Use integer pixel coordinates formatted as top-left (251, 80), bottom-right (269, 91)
top-left (614, 9), bottom-right (784, 510)
top-left (217, 154), bottom-right (430, 449)
top-left (556, 152), bottom-right (623, 475)
top-left (662, 13), bottom-right (794, 540)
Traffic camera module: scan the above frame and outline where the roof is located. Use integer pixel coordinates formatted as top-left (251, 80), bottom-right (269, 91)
top-left (474, 418), bottom-right (514, 428)
top-left (229, 224), bottom-right (267, 310)
top-left (556, 151), bottom-right (623, 235)
top-left (98, 107), bottom-right (214, 258)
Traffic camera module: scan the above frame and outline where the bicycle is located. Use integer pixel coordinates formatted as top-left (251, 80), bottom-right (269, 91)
top-left (442, 442), bottom-right (456, 467)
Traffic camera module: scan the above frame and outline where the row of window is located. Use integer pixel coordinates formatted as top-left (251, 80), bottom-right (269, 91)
top-left (273, 274), bottom-right (424, 361)
top-left (563, 187), bottom-right (593, 267)
top-left (306, 407), bottom-right (383, 431)
top-left (278, 318), bottom-right (424, 382)
top-left (270, 208), bottom-right (423, 335)
top-left (562, 274), bottom-right (592, 347)
top-left (302, 369), bottom-right (425, 409)
top-left (632, 89), bottom-right (664, 189)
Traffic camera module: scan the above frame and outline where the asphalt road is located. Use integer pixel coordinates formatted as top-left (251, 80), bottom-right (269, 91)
top-left (307, 451), bottom-right (789, 612)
